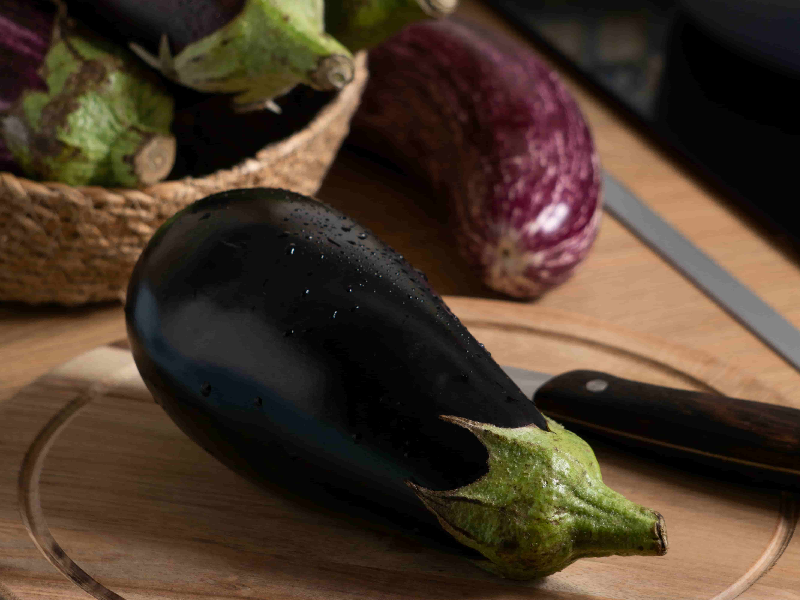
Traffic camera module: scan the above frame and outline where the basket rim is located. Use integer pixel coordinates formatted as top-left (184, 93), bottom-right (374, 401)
top-left (0, 51), bottom-right (368, 194)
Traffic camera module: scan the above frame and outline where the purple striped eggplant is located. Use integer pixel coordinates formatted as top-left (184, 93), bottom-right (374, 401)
top-left (351, 19), bottom-right (602, 298)
top-left (125, 187), bottom-right (666, 580)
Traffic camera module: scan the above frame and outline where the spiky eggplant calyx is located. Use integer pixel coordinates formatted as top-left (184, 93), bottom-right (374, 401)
top-left (1, 13), bottom-right (175, 187)
top-left (131, 0), bottom-right (354, 110)
top-left (325, 0), bottom-right (458, 51)
top-left (409, 416), bottom-right (667, 579)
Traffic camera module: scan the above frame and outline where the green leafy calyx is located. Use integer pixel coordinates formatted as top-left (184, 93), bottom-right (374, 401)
top-left (409, 416), bottom-right (667, 579)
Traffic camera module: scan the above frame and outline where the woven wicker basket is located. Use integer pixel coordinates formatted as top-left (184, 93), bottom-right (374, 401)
top-left (0, 53), bottom-right (368, 306)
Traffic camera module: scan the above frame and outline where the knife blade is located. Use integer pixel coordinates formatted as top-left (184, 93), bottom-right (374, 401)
top-left (502, 365), bottom-right (800, 490)
top-left (602, 173), bottom-right (800, 374)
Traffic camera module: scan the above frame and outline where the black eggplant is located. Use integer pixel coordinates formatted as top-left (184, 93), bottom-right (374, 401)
top-left (125, 188), bottom-right (667, 579)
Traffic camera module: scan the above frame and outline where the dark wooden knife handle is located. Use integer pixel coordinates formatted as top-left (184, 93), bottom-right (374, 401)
top-left (534, 370), bottom-right (800, 489)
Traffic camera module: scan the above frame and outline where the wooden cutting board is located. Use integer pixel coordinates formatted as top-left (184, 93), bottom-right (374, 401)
top-left (1, 298), bottom-right (798, 600)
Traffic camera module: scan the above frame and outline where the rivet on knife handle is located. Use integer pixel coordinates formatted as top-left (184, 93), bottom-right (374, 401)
top-left (533, 369), bottom-right (800, 489)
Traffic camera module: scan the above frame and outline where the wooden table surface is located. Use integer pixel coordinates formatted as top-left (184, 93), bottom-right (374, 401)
top-left (3, 0), bottom-right (800, 407)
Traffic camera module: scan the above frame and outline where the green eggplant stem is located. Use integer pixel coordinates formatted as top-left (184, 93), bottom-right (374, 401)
top-left (409, 416), bottom-right (667, 579)
top-left (325, 0), bottom-right (458, 51)
top-left (1, 12), bottom-right (175, 187)
top-left (130, 0), bottom-right (355, 109)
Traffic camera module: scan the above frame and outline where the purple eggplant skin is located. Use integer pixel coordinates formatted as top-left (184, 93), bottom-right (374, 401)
top-left (351, 19), bottom-right (602, 299)
top-left (0, 0), bottom-right (52, 114)
top-left (64, 0), bottom-right (246, 56)
top-left (125, 187), bottom-right (548, 555)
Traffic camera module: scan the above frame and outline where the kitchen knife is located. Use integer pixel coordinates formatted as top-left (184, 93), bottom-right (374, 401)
top-left (503, 365), bottom-right (800, 491)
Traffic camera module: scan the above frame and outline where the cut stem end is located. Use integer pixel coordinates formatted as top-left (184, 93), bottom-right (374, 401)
top-left (655, 512), bottom-right (669, 555)
top-left (132, 134), bottom-right (176, 185)
top-left (419, 0), bottom-right (459, 17)
top-left (310, 55), bottom-right (355, 90)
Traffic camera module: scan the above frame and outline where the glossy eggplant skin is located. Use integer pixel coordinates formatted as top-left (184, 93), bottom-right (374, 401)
top-left (66, 0), bottom-right (246, 55)
top-left (125, 188), bottom-right (548, 554)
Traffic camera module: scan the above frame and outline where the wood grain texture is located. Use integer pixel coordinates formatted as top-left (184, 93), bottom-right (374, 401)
top-left (1, 299), bottom-right (798, 600)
